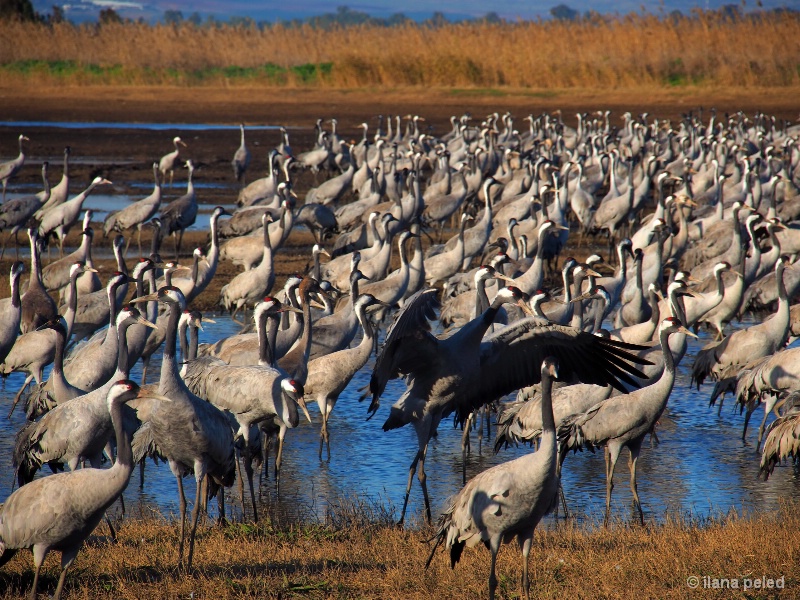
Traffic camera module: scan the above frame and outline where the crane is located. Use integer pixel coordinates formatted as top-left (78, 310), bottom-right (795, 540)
top-left (368, 286), bottom-right (649, 525)
top-left (425, 357), bottom-right (560, 600)
top-left (0, 380), bottom-right (141, 600)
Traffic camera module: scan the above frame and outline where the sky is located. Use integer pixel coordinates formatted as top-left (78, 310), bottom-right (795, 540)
top-left (42, 0), bottom-right (795, 24)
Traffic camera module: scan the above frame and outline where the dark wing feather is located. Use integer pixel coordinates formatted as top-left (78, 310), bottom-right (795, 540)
top-left (368, 288), bottom-right (440, 416)
top-left (457, 320), bottom-right (651, 424)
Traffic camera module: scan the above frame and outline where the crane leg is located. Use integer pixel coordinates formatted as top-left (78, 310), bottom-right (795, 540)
top-left (461, 411), bottom-right (474, 485)
top-left (141, 356), bottom-right (151, 386)
top-left (604, 445), bottom-right (622, 528)
top-left (137, 225), bottom-right (143, 257)
top-left (186, 476), bottom-right (203, 570)
top-left (478, 405), bottom-right (485, 455)
top-left (398, 449), bottom-right (421, 527)
top-left (139, 459), bottom-right (146, 489)
top-left (488, 537), bottom-right (501, 600)
top-left (235, 455), bottom-right (246, 516)
top-left (275, 427), bottom-right (287, 493)
top-left (217, 485), bottom-right (227, 527)
top-left (176, 475), bottom-right (187, 568)
top-left (53, 548), bottom-right (79, 600)
top-left (628, 443), bottom-right (644, 526)
top-left (519, 534), bottom-right (533, 600)
top-left (29, 545), bottom-right (47, 600)
top-left (742, 407), bottom-right (754, 442)
top-left (7, 373), bottom-right (34, 418)
top-left (756, 409), bottom-right (771, 453)
top-left (418, 441), bottom-right (432, 525)
top-left (243, 446), bottom-right (259, 523)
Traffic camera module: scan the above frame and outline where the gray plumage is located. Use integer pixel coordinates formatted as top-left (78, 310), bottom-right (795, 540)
top-left (558, 318), bottom-right (692, 526)
top-left (692, 258), bottom-right (790, 391)
top-left (305, 294), bottom-right (383, 460)
top-left (219, 213), bottom-right (275, 322)
top-left (0, 261), bottom-right (24, 365)
top-left (232, 123), bottom-right (251, 184)
top-left (0, 380), bottom-right (141, 600)
top-left (20, 229), bottom-right (57, 334)
top-left (0, 134), bottom-right (28, 201)
top-left (34, 146), bottom-right (69, 217)
top-left (158, 136), bottom-right (187, 188)
top-left (368, 286), bottom-right (649, 525)
top-left (38, 176), bottom-right (110, 256)
top-left (13, 306), bottom-right (153, 486)
top-left (160, 159), bottom-right (197, 257)
top-left (425, 358), bottom-right (561, 600)
top-left (131, 286), bottom-right (235, 570)
top-left (183, 298), bottom-right (309, 518)
top-left (103, 162), bottom-right (161, 254)
top-left (759, 399), bottom-right (800, 479)
top-left (0, 161), bottom-right (47, 259)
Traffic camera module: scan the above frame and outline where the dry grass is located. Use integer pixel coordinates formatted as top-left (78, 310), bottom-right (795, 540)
top-left (1, 498), bottom-right (798, 598)
top-left (1, 12), bottom-right (799, 89)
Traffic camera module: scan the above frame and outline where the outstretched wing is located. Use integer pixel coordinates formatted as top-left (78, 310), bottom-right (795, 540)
top-left (457, 319), bottom-right (651, 424)
top-left (368, 288), bottom-right (440, 416)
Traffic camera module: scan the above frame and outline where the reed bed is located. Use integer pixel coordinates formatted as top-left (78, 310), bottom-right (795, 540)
top-left (1, 497), bottom-right (798, 598)
top-left (1, 11), bottom-right (799, 89)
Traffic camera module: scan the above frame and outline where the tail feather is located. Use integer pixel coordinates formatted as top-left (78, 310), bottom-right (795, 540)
top-left (12, 421), bottom-right (39, 487)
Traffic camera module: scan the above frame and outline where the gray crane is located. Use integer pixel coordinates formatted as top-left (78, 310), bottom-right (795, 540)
top-left (23, 319), bottom-right (84, 420)
top-left (13, 305), bottom-right (154, 486)
top-left (20, 229), bottom-right (57, 334)
top-left (759, 398), bottom-right (800, 479)
top-left (558, 318), bottom-right (695, 526)
top-left (0, 380), bottom-right (141, 600)
top-left (0, 134), bottom-right (28, 201)
top-left (3, 262), bottom-right (93, 416)
top-left (424, 213), bottom-right (472, 286)
top-left (692, 257), bottom-right (790, 395)
top-left (237, 149), bottom-right (280, 207)
top-left (424, 357), bottom-right (561, 600)
top-left (61, 273), bottom-right (130, 392)
top-left (305, 294), bottom-right (385, 460)
top-left (41, 221), bottom-right (95, 293)
top-left (232, 123), bottom-right (251, 184)
top-left (733, 344), bottom-right (800, 448)
top-left (219, 213), bottom-right (275, 323)
top-left (0, 161), bottom-right (48, 259)
top-left (131, 286), bottom-right (235, 570)
top-left (160, 159), bottom-right (197, 257)
top-left (35, 146), bottom-right (70, 218)
top-left (158, 135), bottom-right (187, 188)
top-left (37, 176), bottom-right (111, 256)
top-left (103, 162), bottom-right (162, 255)
top-left (368, 286), bottom-right (649, 525)
top-left (182, 297), bottom-right (310, 521)
top-left (0, 261), bottom-right (24, 365)
top-left (276, 277), bottom-right (322, 386)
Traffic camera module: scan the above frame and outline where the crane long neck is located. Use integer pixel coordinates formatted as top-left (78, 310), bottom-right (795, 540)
top-left (179, 317), bottom-right (189, 362)
top-left (116, 321), bottom-right (133, 379)
top-left (10, 273), bottom-right (20, 309)
top-left (159, 302), bottom-right (181, 392)
top-left (109, 396), bottom-right (133, 472)
top-left (540, 373), bottom-right (556, 441)
top-left (52, 328), bottom-right (66, 376)
top-left (64, 272), bottom-right (79, 339)
top-left (188, 322), bottom-right (199, 361)
top-left (257, 311), bottom-right (272, 366)
top-left (660, 328), bottom-right (676, 376)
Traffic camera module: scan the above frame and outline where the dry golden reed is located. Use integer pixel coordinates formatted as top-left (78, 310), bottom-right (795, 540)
top-left (1, 499), bottom-right (799, 598)
top-left (1, 12), bottom-right (799, 89)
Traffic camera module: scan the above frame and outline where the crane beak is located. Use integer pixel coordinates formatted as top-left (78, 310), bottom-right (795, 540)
top-left (130, 292), bottom-right (159, 304)
top-left (136, 315), bottom-right (159, 330)
top-left (278, 306), bottom-right (303, 314)
top-left (203, 317), bottom-right (217, 325)
top-left (297, 396), bottom-right (312, 424)
top-left (84, 267), bottom-right (99, 273)
top-left (493, 273), bottom-right (516, 284)
top-left (679, 324), bottom-right (699, 338)
top-left (518, 300), bottom-right (535, 317)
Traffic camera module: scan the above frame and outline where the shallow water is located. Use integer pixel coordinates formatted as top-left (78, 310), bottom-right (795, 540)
top-left (1, 310), bottom-right (798, 529)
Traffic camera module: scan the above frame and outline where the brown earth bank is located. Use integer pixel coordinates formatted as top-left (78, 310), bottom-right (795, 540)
top-left (0, 85), bottom-right (798, 311)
